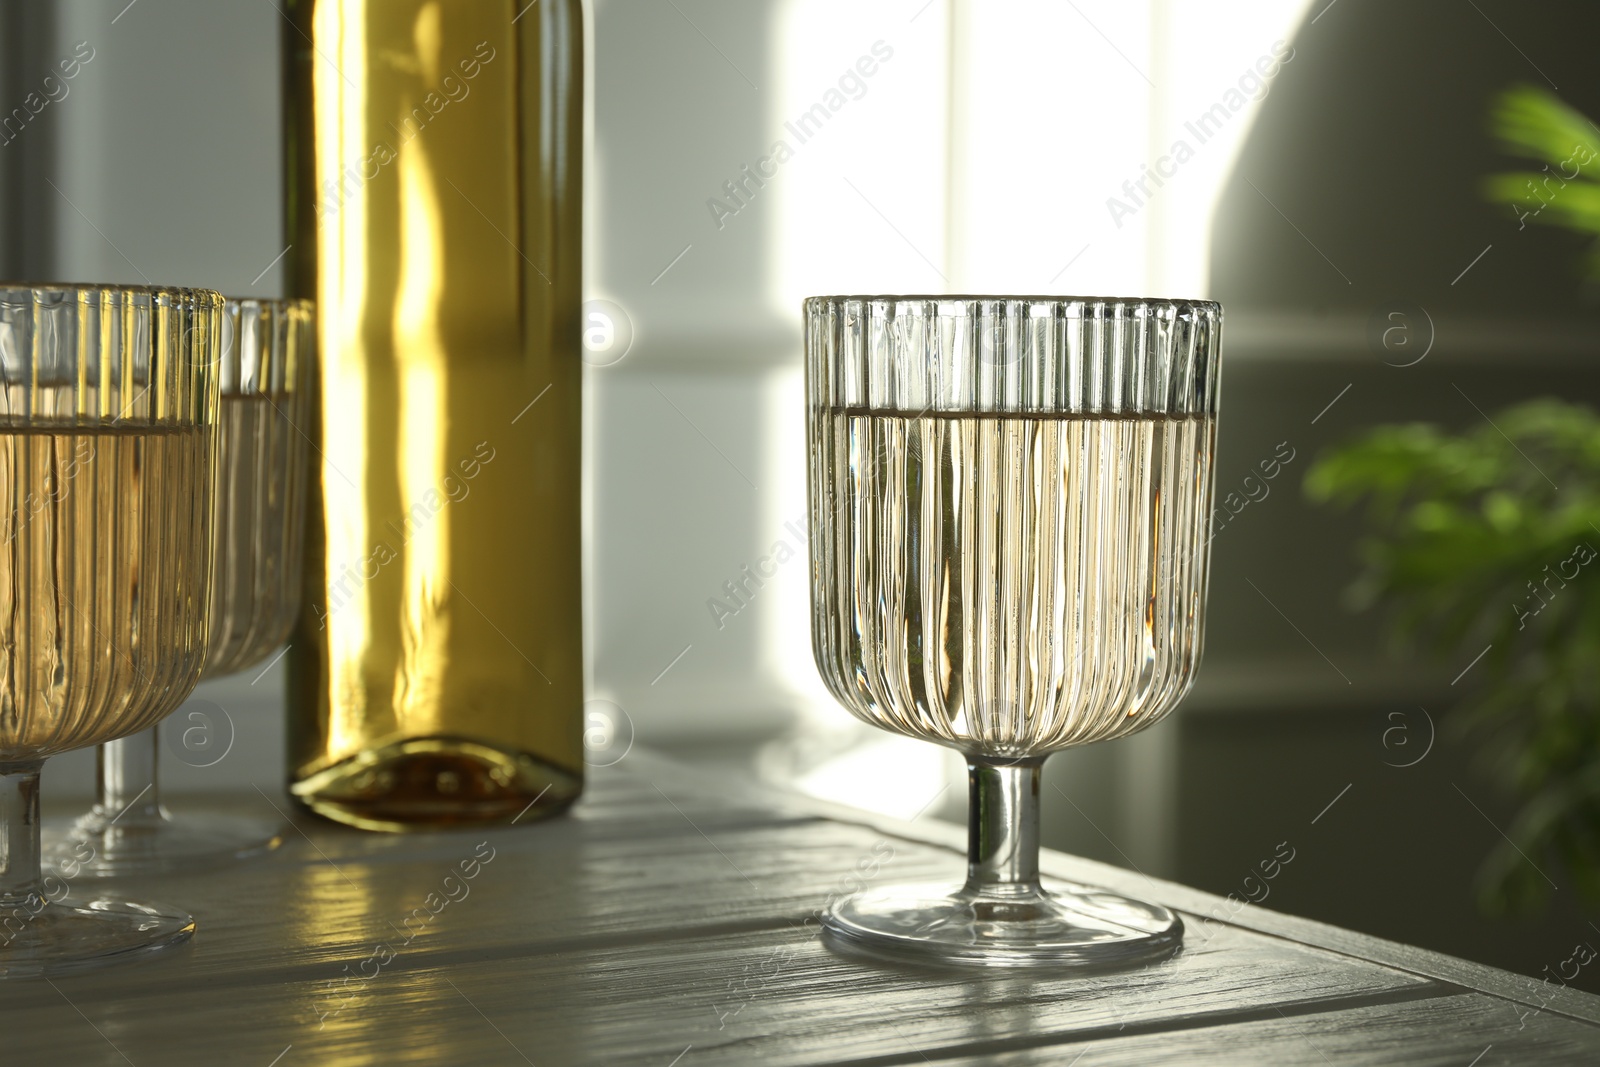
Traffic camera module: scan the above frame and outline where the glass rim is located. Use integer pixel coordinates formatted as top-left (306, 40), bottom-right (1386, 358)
top-left (804, 293), bottom-right (1221, 313)
top-left (0, 281), bottom-right (224, 306)
top-left (219, 295), bottom-right (315, 399)
top-left (221, 295), bottom-right (314, 314)
top-left (0, 281), bottom-right (223, 427)
top-left (805, 293), bottom-right (1222, 416)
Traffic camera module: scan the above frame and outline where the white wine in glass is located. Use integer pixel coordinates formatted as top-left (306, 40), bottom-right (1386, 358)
top-left (807, 295), bottom-right (1221, 967)
top-left (0, 284), bottom-right (221, 977)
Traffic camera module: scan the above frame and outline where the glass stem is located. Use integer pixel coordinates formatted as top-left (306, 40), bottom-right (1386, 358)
top-left (0, 760), bottom-right (45, 909)
top-left (963, 756), bottom-right (1044, 899)
top-left (97, 727), bottom-right (165, 828)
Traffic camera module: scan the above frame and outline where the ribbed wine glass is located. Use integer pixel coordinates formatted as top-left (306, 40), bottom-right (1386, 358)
top-left (0, 284), bottom-right (221, 977)
top-left (54, 297), bottom-right (313, 877)
top-left (806, 295), bottom-right (1221, 967)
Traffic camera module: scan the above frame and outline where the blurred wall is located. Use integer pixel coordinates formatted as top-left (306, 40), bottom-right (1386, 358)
top-left (587, 0), bottom-right (799, 749)
top-left (0, 0), bottom-right (289, 800)
top-left (1168, 0), bottom-right (1600, 992)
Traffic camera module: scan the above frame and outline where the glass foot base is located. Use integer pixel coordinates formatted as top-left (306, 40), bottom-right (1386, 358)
top-left (0, 897), bottom-right (194, 978)
top-left (823, 878), bottom-right (1183, 969)
top-left (46, 812), bottom-right (285, 878)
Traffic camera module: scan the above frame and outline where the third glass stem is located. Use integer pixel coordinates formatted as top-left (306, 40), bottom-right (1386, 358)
top-left (964, 756), bottom-right (1044, 897)
top-left (0, 761), bottom-right (44, 908)
top-left (98, 728), bottom-right (164, 826)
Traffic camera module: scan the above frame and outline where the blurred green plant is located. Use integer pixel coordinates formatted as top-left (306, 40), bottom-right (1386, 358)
top-left (1483, 85), bottom-right (1600, 278)
top-left (1308, 404), bottom-right (1600, 913)
top-left (1308, 86), bottom-right (1600, 914)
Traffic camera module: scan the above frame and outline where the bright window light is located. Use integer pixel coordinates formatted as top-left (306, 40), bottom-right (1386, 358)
top-left (761, 0), bottom-right (1315, 818)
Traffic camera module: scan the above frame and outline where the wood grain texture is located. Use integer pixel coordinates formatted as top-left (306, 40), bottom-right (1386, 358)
top-left (27, 820), bottom-right (950, 991)
top-left (931, 993), bottom-right (1600, 1065)
top-left (12, 918), bottom-right (1440, 1066)
top-left (624, 751), bottom-right (1600, 1030)
top-left (3, 750), bottom-right (1596, 1067)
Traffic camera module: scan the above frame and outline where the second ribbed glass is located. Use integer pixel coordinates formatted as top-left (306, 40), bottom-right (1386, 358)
top-left (807, 295), bottom-right (1221, 968)
top-left (54, 298), bottom-right (315, 877)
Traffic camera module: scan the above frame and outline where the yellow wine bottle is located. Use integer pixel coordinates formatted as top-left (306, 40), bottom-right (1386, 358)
top-left (282, 0), bottom-right (584, 831)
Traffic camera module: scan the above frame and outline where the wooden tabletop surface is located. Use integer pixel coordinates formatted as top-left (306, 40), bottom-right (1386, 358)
top-left (9, 750), bottom-right (1600, 1066)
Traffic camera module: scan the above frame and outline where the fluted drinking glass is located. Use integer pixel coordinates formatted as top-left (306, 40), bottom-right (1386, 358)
top-left (0, 284), bottom-right (221, 977)
top-left (807, 295), bottom-right (1221, 967)
top-left (56, 297), bottom-right (314, 876)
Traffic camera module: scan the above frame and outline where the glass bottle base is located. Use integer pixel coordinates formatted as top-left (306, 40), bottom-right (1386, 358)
top-left (46, 811), bottom-right (283, 878)
top-left (0, 897), bottom-right (194, 978)
top-left (823, 878), bottom-right (1183, 969)
top-left (291, 737), bottom-right (582, 832)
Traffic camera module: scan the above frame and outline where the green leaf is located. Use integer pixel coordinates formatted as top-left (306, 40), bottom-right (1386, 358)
top-left (1308, 399), bottom-right (1600, 914)
top-left (1486, 85), bottom-right (1600, 277)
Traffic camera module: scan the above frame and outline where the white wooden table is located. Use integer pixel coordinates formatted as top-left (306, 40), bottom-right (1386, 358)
top-left (9, 751), bottom-right (1600, 1065)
